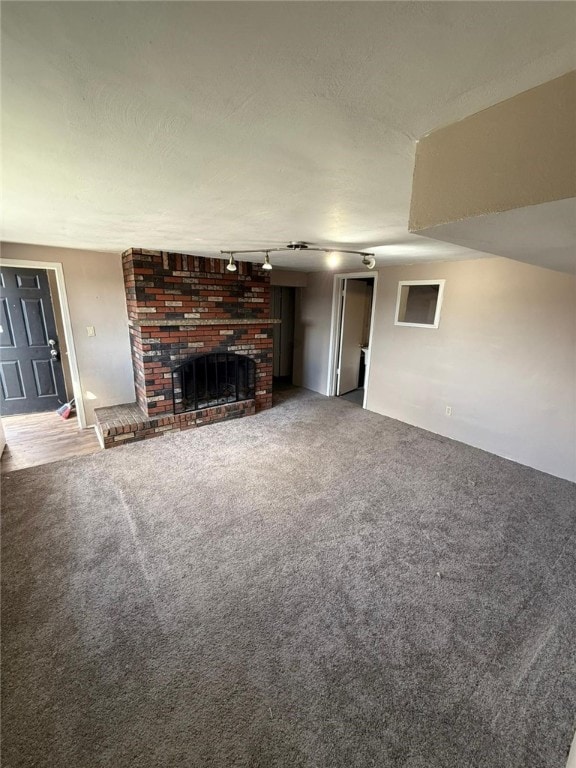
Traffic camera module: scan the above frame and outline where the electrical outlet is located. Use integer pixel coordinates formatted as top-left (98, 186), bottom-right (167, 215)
top-left (86, 326), bottom-right (96, 337)
top-left (445, 406), bottom-right (452, 417)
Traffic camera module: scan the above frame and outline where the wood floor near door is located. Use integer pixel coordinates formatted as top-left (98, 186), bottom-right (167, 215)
top-left (1, 411), bottom-right (101, 473)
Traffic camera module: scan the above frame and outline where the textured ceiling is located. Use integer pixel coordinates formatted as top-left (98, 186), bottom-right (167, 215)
top-left (2, 2), bottom-right (575, 270)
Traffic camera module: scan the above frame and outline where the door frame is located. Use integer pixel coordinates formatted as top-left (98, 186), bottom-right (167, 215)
top-left (1, 258), bottom-right (87, 428)
top-left (326, 271), bottom-right (378, 408)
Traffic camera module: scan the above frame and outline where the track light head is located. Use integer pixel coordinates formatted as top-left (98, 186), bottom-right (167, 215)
top-left (226, 254), bottom-right (237, 272)
top-left (262, 252), bottom-right (273, 270)
top-left (362, 255), bottom-right (376, 270)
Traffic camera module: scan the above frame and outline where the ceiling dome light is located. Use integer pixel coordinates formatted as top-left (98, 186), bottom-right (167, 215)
top-left (362, 255), bottom-right (376, 270)
top-left (262, 252), bottom-right (273, 270)
top-left (226, 254), bottom-right (237, 272)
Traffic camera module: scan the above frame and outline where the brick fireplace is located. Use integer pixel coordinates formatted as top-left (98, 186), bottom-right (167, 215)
top-left (94, 249), bottom-right (276, 448)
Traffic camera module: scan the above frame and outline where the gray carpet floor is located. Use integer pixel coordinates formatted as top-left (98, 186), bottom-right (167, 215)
top-left (2, 387), bottom-right (575, 768)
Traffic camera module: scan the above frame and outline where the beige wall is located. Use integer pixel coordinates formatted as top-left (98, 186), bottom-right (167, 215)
top-left (299, 258), bottom-right (576, 482)
top-left (270, 270), bottom-right (308, 288)
top-left (410, 72), bottom-right (576, 232)
top-left (298, 271), bottom-right (334, 394)
top-left (0, 242), bottom-right (135, 426)
top-left (567, 732), bottom-right (576, 768)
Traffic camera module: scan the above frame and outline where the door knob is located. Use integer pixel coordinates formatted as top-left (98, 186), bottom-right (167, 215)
top-left (48, 339), bottom-right (60, 361)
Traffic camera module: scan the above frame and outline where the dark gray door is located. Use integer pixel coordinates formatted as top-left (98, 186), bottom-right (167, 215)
top-left (0, 267), bottom-right (68, 415)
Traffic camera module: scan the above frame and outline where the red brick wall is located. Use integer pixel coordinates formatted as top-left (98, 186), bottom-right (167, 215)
top-left (122, 249), bottom-right (270, 322)
top-left (122, 249), bottom-right (274, 418)
top-left (97, 400), bottom-right (256, 449)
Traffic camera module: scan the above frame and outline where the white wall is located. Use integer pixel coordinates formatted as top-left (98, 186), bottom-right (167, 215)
top-left (299, 257), bottom-right (576, 482)
top-left (47, 269), bottom-right (74, 399)
top-left (1, 242), bottom-right (135, 426)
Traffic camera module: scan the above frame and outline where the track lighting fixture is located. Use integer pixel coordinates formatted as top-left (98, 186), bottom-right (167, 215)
top-left (220, 242), bottom-right (376, 271)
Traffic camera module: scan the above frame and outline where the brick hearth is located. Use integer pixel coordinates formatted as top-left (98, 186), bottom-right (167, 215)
top-left (94, 249), bottom-right (276, 448)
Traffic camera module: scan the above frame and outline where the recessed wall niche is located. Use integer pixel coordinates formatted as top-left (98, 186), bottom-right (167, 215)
top-left (394, 280), bottom-right (445, 328)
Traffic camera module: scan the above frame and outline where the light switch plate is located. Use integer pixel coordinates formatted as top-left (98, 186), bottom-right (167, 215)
top-left (86, 326), bottom-right (96, 337)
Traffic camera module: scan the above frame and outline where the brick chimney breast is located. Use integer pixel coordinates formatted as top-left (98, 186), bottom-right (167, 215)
top-left (122, 249), bottom-right (274, 418)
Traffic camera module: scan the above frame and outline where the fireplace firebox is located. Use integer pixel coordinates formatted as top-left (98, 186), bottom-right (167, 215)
top-left (172, 352), bottom-right (256, 414)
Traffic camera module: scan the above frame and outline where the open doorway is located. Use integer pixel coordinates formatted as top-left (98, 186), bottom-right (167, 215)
top-left (327, 272), bottom-right (378, 408)
top-left (1, 266), bottom-right (72, 415)
top-left (0, 261), bottom-right (96, 471)
top-left (271, 286), bottom-right (296, 384)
